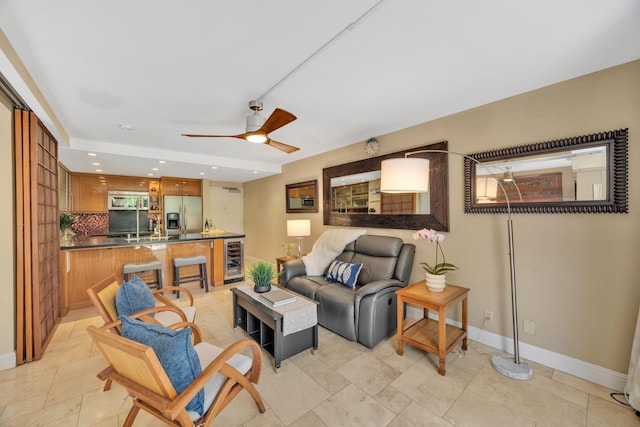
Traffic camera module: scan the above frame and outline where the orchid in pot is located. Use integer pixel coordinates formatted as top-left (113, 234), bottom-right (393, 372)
top-left (413, 228), bottom-right (458, 292)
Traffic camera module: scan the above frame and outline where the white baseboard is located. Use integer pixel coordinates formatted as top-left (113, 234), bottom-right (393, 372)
top-left (0, 351), bottom-right (16, 371)
top-left (405, 306), bottom-right (627, 391)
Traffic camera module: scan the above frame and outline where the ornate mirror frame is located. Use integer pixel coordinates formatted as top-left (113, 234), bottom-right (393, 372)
top-left (323, 141), bottom-right (450, 231)
top-left (285, 180), bottom-right (319, 213)
top-left (464, 128), bottom-right (628, 214)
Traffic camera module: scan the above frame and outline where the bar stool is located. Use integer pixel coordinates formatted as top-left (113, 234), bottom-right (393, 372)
top-left (123, 260), bottom-right (163, 289)
top-left (173, 255), bottom-right (209, 297)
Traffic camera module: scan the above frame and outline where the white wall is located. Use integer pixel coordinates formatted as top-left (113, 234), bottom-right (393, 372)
top-left (0, 93), bottom-right (16, 370)
top-left (244, 60), bottom-right (640, 385)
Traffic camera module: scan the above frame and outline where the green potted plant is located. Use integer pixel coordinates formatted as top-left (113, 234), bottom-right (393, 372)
top-left (248, 260), bottom-right (276, 293)
top-left (60, 213), bottom-right (76, 240)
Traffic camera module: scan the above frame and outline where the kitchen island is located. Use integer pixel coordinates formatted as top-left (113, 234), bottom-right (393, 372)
top-left (60, 232), bottom-right (243, 314)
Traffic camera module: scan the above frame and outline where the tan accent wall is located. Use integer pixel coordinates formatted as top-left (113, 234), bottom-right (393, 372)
top-left (245, 59), bottom-right (640, 373)
top-left (0, 92), bottom-right (16, 367)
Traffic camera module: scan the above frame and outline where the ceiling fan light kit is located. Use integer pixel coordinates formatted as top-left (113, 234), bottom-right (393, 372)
top-left (182, 100), bottom-right (299, 153)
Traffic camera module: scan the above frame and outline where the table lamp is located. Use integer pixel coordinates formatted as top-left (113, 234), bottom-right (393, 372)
top-left (287, 219), bottom-right (311, 257)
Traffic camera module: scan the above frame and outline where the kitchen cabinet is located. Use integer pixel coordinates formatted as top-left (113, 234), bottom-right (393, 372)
top-left (107, 176), bottom-right (148, 192)
top-left (70, 173), bottom-right (108, 212)
top-left (332, 182), bottom-right (369, 213)
top-left (59, 236), bottom-right (229, 313)
top-left (58, 164), bottom-right (70, 212)
top-left (161, 177), bottom-right (202, 196)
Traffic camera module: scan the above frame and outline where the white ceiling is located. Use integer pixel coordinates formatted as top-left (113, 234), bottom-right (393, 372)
top-left (1, 1), bottom-right (639, 183)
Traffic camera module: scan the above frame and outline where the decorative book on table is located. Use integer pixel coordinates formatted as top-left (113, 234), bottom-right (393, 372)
top-left (259, 289), bottom-right (297, 307)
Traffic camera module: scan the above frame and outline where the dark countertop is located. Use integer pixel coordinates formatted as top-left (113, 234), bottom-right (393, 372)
top-left (60, 231), bottom-right (245, 250)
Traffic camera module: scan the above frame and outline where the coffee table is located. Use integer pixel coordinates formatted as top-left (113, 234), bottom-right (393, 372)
top-left (231, 285), bottom-right (318, 369)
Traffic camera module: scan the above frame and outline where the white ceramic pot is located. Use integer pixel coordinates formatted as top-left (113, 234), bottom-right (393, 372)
top-left (425, 273), bottom-right (446, 292)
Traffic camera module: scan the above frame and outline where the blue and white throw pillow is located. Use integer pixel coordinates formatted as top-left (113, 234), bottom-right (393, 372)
top-left (115, 274), bottom-right (155, 317)
top-left (326, 260), bottom-right (363, 289)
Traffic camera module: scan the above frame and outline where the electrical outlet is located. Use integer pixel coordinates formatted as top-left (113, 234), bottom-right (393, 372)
top-left (484, 310), bottom-right (493, 322)
top-left (524, 319), bottom-right (536, 335)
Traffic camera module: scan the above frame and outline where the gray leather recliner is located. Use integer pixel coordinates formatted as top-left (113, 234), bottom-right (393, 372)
top-left (281, 234), bottom-right (415, 348)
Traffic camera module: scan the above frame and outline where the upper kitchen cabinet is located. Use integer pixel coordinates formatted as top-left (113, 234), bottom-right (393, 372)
top-left (70, 173), bottom-right (108, 212)
top-left (58, 164), bottom-right (70, 212)
top-left (107, 176), bottom-right (148, 191)
top-left (161, 177), bottom-right (202, 196)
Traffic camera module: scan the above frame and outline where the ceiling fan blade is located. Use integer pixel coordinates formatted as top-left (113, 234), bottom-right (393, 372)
top-left (266, 138), bottom-right (299, 154)
top-left (181, 133), bottom-right (245, 139)
top-left (259, 108), bottom-right (297, 134)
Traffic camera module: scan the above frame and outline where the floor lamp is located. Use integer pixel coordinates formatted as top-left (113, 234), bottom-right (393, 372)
top-left (380, 149), bottom-right (533, 380)
top-left (287, 219), bottom-right (311, 258)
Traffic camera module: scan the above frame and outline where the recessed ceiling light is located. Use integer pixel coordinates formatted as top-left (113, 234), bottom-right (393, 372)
top-left (199, 172), bottom-right (205, 175)
top-left (147, 173), bottom-right (154, 176)
top-left (152, 167), bottom-right (159, 171)
top-left (88, 152), bottom-right (97, 156)
top-left (118, 124), bottom-right (135, 131)
top-left (92, 162), bottom-right (100, 166)
top-left (95, 169), bottom-right (103, 172)
top-left (253, 171), bottom-right (259, 174)
top-left (159, 160), bottom-right (166, 164)
top-left (211, 166), bottom-right (218, 169)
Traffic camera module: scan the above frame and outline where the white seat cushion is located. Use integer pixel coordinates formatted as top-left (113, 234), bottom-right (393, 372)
top-left (187, 342), bottom-right (253, 421)
top-left (154, 306), bottom-right (196, 325)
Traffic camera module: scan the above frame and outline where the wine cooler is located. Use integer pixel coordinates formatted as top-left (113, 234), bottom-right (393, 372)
top-left (224, 238), bottom-right (244, 283)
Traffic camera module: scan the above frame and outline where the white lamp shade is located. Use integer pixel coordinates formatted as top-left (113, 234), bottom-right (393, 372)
top-left (380, 158), bottom-right (430, 193)
top-left (287, 219), bottom-right (311, 237)
top-left (476, 176), bottom-right (498, 200)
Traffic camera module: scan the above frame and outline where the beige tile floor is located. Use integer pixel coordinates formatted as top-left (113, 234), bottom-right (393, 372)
top-left (1, 281), bottom-right (638, 426)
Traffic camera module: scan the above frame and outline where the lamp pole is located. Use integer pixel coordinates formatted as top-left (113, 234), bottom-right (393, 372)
top-left (382, 149), bottom-right (532, 380)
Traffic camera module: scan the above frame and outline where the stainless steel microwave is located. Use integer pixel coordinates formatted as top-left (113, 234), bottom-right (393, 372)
top-left (108, 191), bottom-right (149, 210)
top-left (301, 197), bottom-right (315, 207)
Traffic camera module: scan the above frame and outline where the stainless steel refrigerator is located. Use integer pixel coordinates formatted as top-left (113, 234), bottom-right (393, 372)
top-left (163, 195), bottom-right (203, 235)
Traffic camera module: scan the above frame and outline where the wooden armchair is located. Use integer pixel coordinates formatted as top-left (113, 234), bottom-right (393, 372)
top-left (87, 320), bottom-right (265, 427)
top-left (87, 274), bottom-right (197, 332)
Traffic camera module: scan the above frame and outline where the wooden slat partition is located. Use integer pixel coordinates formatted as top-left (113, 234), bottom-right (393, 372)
top-left (15, 109), bottom-right (61, 364)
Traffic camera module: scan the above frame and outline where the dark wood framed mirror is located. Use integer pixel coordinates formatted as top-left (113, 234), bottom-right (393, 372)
top-left (323, 141), bottom-right (450, 231)
top-left (464, 128), bottom-right (628, 214)
top-left (286, 180), bottom-right (318, 213)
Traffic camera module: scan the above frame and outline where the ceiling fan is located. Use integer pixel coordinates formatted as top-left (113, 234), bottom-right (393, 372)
top-left (182, 100), bottom-right (299, 153)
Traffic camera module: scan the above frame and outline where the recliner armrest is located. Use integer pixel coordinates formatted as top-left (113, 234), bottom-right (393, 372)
top-left (281, 259), bottom-right (307, 285)
top-left (355, 279), bottom-right (403, 301)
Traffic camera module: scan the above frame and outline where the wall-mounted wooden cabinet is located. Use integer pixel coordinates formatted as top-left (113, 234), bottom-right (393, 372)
top-left (107, 176), bottom-right (149, 192)
top-left (67, 173), bottom-right (201, 213)
top-left (58, 164), bottom-right (70, 212)
top-left (161, 177), bottom-right (202, 196)
top-left (70, 173), bottom-right (108, 212)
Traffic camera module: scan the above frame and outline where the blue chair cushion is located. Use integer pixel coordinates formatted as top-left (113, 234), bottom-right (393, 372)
top-left (120, 316), bottom-right (204, 415)
top-left (326, 260), bottom-right (363, 289)
top-left (115, 274), bottom-right (155, 317)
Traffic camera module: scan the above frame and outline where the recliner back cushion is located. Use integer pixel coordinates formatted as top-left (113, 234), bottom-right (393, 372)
top-left (351, 253), bottom-right (397, 284)
top-left (351, 235), bottom-right (404, 284)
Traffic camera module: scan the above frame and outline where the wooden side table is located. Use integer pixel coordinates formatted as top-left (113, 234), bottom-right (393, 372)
top-left (275, 255), bottom-right (298, 283)
top-left (396, 282), bottom-right (469, 376)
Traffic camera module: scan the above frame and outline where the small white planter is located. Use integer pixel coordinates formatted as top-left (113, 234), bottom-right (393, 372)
top-left (425, 273), bottom-right (446, 292)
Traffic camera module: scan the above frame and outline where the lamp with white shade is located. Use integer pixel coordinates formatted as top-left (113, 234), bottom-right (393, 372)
top-left (287, 219), bottom-right (311, 257)
top-left (380, 150), bottom-right (532, 381)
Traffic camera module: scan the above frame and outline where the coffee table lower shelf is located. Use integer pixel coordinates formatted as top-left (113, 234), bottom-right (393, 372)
top-left (232, 289), bottom-right (318, 369)
top-left (401, 318), bottom-right (467, 358)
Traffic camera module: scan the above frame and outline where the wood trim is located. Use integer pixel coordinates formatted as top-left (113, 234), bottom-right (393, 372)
top-left (14, 109), bottom-right (25, 365)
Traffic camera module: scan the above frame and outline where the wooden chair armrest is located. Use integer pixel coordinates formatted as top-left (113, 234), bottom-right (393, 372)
top-left (166, 321), bottom-right (203, 344)
top-left (164, 339), bottom-right (263, 419)
top-left (130, 305), bottom-right (188, 323)
top-left (154, 286), bottom-right (195, 306)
